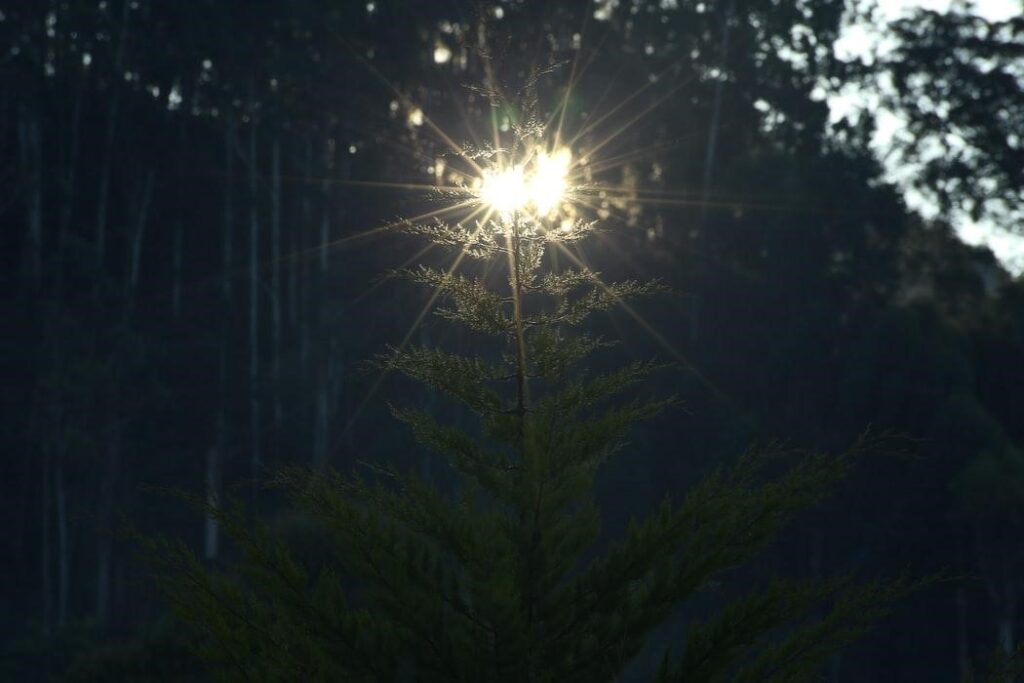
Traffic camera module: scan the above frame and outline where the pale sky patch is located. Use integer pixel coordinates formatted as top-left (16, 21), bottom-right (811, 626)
top-left (831, 0), bottom-right (1024, 273)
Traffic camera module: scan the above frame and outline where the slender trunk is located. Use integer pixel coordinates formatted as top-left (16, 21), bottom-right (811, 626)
top-left (211, 121), bottom-right (233, 556)
top-left (95, 0), bottom-right (130, 281)
top-left (41, 450), bottom-right (52, 634)
top-left (508, 217), bottom-right (539, 681)
top-left (172, 121), bottom-right (185, 318)
top-left (95, 94), bottom-right (117, 279)
top-left (125, 170), bottom-right (155, 318)
top-left (320, 171), bottom-right (329, 280)
top-left (223, 120), bottom-right (235, 302)
top-left (94, 419), bottom-right (121, 628)
top-left (55, 461), bottom-right (69, 628)
top-left (271, 137), bottom-right (282, 431)
top-left (313, 339), bottom-right (330, 470)
top-left (955, 529), bottom-right (971, 681)
top-left (509, 221), bottom-right (529, 425)
top-left (17, 104), bottom-right (43, 293)
top-left (313, 138), bottom-right (332, 467)
top-left (204, 446), bottom-right (220, 561)
top-left (288, 200), bottom-right (298, 328)
top-left (299, 137), bottom-right (312, 375)
top-left (998, 560), bottom-right (1016, 660)
top-left (956, 585), bottom-right (970, 680)
top-left (56, 80), bottom-right (83, 298)
top-left (248, 105), bottom-right (261, 500)
top-left (172, 220), bottom-right (183, 318)
top-left (700, 0), bottom-right (734, 222)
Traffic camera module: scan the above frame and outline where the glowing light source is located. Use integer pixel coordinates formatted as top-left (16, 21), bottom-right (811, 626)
top-left (480, 165), bottom-right (528, 214)
top-left (477, 146), bottom-right (572, 219)
top-left (528, 147), bottom-right (572, 216)
top-left (433, 43), bottom-right (452, 64)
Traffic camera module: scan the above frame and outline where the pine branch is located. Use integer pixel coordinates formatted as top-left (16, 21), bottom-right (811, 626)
top-left (378, 345), bottom-right (507, 414)
top-left (397, 266), bottom-right (512, 335)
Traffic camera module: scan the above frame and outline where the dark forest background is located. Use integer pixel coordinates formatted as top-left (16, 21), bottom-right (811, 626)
top-left (2, 0), bottom-right (1023, 680)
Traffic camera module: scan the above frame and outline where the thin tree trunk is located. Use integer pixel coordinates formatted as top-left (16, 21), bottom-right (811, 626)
top-left (313, 138), bottom-right (332, 467)
top-left (125, 170), bottom-right (155, 317)
top-left (56, 79), bottom-right (83, 298)
top-left (172, 220), bottom-right (183, 318)
top-left (210, 120), bottom-right (234, 557)
top-left (288, 197), bottom-right (298, 328)
top-left (55, 461), bottom-right (69, 628)
top-left (204, 446), bottom-right (220, 561)
top-left (313, 340), bottom-right (330, 470)
top-left (299, 136), bottom-right (312, 375)
top-left (94, 419), bottom-right (121, 628)
top-left (248, 103), bottom-right (261, 500)
top-left (956, 585), bottom-right (970, 680)
top-left (700, 0), bottom-right (734, 221)
top-left (223, 120), bottom-right (235, 302)
top-left (271, 137), bottom-right (282, 431)
top-left (95, 0), bottom-right (130, 281)
top-left (41, 450), bottom-right (52, 634)
top-left (17, 104), bottom-right (43, 293)
top-left (998, 560), bottom-right (1016, 659)
top-left (955, 528), bottom-right (971, 681)
top-left (172, 121), bottom-right (186, 318)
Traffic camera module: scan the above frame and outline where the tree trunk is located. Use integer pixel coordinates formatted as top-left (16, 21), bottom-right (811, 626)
top-left (700, 0), bottom-right (734, 224)
top-left (313, 339), bottom-right (331, 470)
top-left (223, 120), bottom-right (235, 302)
top-left (211, 120), bottom-right (234, 558)
top-left (172, 219), bottom-right (183, 318)
top-left (998, 560), bottom-right (1016, 660)
top-left (248, 104), bottom-right (262, 500)
top-left (41, 451), bottom-right (52, 634)
top-left (204, 446), bottom-right (220, 561)
top-left (94, 419), bottom-right (121, 628)
top-left (55, 79), bottom-right (83, 298)
top-left (172, 121), bottom-right (186, 318)
top-left (17, 104), bottom-right (43, 293)
top-left (55, 461), bottom-right (69, 628)
top-left (125, 170), bottom-right (155, 317)
top-left (299, 136), bottom-right (312, 376)
top-left (956, 584), bottom-right (970, 680)
top-left (271, 137), bottom-right (282, 432)
top-left (95, 0), bottom-right (130, 281)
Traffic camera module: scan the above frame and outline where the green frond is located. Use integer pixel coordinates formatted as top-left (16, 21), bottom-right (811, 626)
top-left (391, 407), bottom-right (519, 502)
top-left (548, 447), bottom-right (852, 673)
top-left (666, 578), bottom-right (849, 682)
top-left (402, 218), bottom-right (504, 258)
top-left (732, 579), bottom-right (911, 683)
top-left (535, 360), bottom-right (667, 419)
top-left (532, 268), bottom-right (602, 296)
top-left (527, 328), bottom-right (612, 380)
top-left (379, 345), bottom-right (507, 414)
top-left (526, 279), bottom-right (667, 328)
top-left (398, 266), bottom-right (512, 335)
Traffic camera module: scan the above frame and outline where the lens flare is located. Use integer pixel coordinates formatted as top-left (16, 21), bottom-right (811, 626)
top-left (529, 147), bottom-right (572, 216)
top-left (477, 146), bottom-right (573, 219)
top-left (480, 165), bottom-right (529, 214)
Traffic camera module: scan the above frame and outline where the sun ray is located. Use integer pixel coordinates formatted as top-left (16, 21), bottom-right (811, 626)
top-left (548, 240), bottom-right (732, 406)
top-left (337, 203), bottom-right (493, 445)
top-left (575, 76), bottom-right (696, 169)
top-left (550, 8), bottom-right (605, 148)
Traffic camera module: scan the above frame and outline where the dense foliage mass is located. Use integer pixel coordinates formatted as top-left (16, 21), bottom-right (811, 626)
top-left (1, 1), bottom-right (1022, 680)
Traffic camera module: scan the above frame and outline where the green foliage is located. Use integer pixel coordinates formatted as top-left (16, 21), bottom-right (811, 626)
top-left (152, 128), bottom-right (904, 680)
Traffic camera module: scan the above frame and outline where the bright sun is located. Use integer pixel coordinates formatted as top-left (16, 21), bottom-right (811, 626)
top-left (477, 146), bottom-right (572, 218)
